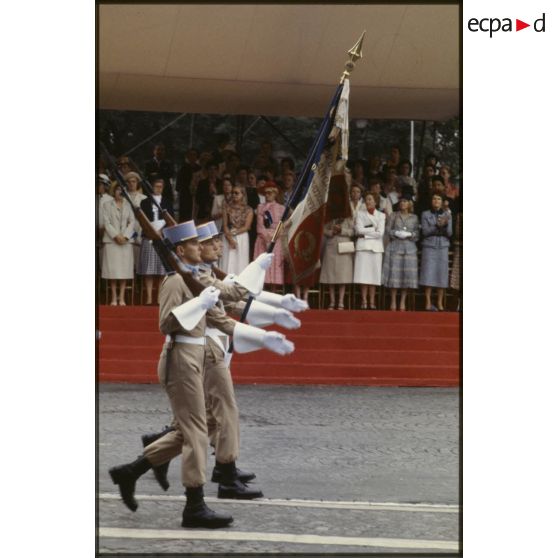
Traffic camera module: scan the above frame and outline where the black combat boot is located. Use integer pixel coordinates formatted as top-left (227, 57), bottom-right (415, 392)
top-left (141, 425), bottom-right (175, 446)
top-left (141, 426), bottom-right (174, 491)
top-left (182, 486), bottom-right (234, 529)
top-left (216, 461), bottom-right (263, 500)
top-left (211, 461), bottom-right (256, 484)
top-left (109, 455), bottom-right (152, 511)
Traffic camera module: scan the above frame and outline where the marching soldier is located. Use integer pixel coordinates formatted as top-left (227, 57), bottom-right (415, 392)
top-left (141, 221), bottom-right (308, 497)
top-left (109, 220), bottom-right (295, 528)
top-left (198, 222), bottom-right (302, 496)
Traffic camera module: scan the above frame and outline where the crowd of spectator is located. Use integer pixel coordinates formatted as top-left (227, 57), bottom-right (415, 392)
top-left (97, 138), bottom-right (462, 310)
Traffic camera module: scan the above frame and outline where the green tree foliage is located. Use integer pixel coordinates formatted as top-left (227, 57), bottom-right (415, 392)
top-left (98, 110), bottom-right (460, 182)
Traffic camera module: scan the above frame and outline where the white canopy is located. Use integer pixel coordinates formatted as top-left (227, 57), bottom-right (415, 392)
top-left (99, 4), bottom-right (459, 120)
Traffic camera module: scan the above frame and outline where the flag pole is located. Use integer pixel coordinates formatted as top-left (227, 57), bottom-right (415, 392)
top-left (231, 32), bottom-right (366, 349)
top-left (268, 30), bottom-right (366, 251)
top-left (339, 31), bottom-right (366, 84)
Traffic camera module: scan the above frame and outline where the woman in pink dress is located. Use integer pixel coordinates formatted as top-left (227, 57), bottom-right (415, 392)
top-left (254, 182), bottom-right (285, 285)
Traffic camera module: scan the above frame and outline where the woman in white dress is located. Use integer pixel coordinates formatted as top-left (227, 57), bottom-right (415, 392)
top-left (354, 192), bottom-right (386, 309)
top-left (101, 183), bottom-right (136, 305)
top-left (97, 174), bottom-right (113, 276)
top-left (221, 185), bottom-right (253, 275)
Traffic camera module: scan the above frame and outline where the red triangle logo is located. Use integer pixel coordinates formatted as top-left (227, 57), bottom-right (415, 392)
top-left (516, 19), bottom-right (530, 31)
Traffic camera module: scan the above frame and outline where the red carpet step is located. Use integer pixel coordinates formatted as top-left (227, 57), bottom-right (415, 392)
top-left (97, 307), bottom-right (460, 386)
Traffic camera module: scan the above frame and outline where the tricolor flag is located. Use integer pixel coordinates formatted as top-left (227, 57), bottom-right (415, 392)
top-left (284, 80), bottom-right (351, 284)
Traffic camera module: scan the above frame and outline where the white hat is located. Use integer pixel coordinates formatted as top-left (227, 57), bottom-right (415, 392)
top-left (98, 173), bottom-right (111, 185)
top-left (196, 221), bottom-right (219, 242)
top-left (162, 220), bottom-right (198, 245)
top-left (207, 221), bottom-right (220, 237)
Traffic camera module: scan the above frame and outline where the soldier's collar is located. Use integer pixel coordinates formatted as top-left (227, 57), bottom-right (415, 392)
top-left (182, 263), bottom-right (200, 275)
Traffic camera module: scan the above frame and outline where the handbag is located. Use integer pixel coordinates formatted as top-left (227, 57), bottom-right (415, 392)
top-left (337, 241), bottom-right (355, 254)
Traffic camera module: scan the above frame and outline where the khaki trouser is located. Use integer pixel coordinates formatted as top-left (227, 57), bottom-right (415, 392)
top-left (143, 342), bottom-right (207, 487)
top-left (203, 337), bottom-right (240, 464)
top-left (206, 409), bottom-right (218, 449)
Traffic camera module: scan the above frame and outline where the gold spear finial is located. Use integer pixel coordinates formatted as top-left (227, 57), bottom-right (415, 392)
top-left (340, 31), bottom-right (366, 83)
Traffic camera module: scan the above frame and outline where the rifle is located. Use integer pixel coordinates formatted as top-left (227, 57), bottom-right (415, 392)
top-left (99, 143), bottom-right (206, 297)
top-left (212, 266), bottom-right (228, 281)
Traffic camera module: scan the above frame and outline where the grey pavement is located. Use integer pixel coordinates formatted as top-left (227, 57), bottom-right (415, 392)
top-left (98, 384), bottom-right (460, 554)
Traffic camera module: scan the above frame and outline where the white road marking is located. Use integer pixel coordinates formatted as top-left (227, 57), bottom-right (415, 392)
top-left (99, 527), bottom-right (459, 551)
top-left (98, 492), bottom-right (459, 513)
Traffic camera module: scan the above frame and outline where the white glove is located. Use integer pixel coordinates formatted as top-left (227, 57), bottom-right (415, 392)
top-left (273, 309), bottom-right (301, 330)
top-left (255, 252), bottom-right (274, 270)
top-left (244, 300), bottom-right (299, 329)
top-left (245, 300), bottom-right (279, 327)
top-left (199, 286), bottom-right (221, 310)
top-left (255, 291), bottom-right (308, 312)
top-left (394, 230), bottom-right (406, 239)
top-left (172, 286), bottom-right (221, 330)
top-left (263, 331), bottom-right (295, 355)
top-left (222, 273), bottom-right (236, 285)
top-left (280, 293), bottom-right (309, 312)
top-left (402, 231), bottom-right (412, 239)
top-left (232, 321), bottom-right (294, 354)
top-left (235, 256), bottom-right (270, 295)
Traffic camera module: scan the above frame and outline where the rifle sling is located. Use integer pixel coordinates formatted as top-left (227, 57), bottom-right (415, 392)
top-left (164, 334), bottom-right (175, 385)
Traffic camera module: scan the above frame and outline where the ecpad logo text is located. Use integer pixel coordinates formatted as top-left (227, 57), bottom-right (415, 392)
top-left (467, 13), bottom-right (546, 37)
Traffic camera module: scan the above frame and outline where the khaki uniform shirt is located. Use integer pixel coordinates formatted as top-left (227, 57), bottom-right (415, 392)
top-left (196, 265), bottom-right (248, 358)
top-left (198, 265), bottom-right (248, 319)
top-left (159, 272), bottom-right (236, 338)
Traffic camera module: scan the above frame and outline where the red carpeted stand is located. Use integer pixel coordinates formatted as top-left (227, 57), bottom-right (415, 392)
top-left (98, 306), bottom-right (459, 386)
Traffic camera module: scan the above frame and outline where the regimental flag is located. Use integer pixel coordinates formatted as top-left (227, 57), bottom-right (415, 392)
top-left (285, 80), bottom-right (351, 284)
